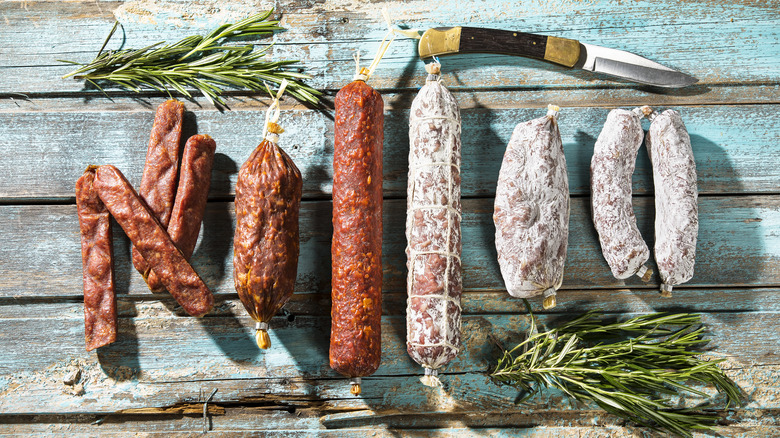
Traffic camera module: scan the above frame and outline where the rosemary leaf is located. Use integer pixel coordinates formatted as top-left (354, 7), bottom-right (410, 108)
top-left (60, 11), bottom-right (321, 106)
top-left (490, 300), bottom-right (742, 438)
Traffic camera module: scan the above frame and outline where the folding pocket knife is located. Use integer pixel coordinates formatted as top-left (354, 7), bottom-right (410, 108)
top-left (418, 26), bottom-right (698, 88)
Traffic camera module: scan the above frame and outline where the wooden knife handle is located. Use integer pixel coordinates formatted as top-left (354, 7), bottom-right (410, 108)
top-left (419, 27), bottom-right (581, 68)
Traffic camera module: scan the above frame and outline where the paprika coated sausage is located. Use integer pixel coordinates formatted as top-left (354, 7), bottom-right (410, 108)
top-left (330, 78), bottom-right (384, 395)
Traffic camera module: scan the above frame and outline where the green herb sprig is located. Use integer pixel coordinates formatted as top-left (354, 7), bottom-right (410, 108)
top-left (60, 11), bottom-right (321, 106)
top-left (490, 301), bottom-right (741, 438)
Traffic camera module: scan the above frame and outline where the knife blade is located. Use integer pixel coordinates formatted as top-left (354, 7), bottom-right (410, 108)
top-left (418, 27), bottom-right (698, 88)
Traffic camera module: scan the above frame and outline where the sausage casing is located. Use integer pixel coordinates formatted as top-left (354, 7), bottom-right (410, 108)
top-left (94, 165), bottom-right (214, 317)
top-left (406, 64), bottom-right (462, 384)
top-left (233, 129), bottom-right (302, 344)
top-left (647, 109), bottom-right (698, 295)
top-left (330, 79), bottom-right (384, 383)
top-left (132, 100), bottom-right (185, 284)
top-left (493, 106), bottom-right (569, 309)
top-left (591, 109), bottom-right (651, 280)
top-left (76, 166), bottom-right (117, 351)
top-left (146, 134), bottom-right (216, 292)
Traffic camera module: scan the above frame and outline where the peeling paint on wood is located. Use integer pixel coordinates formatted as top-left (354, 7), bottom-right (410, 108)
top-left (0, 0), bottom-right (778, 435)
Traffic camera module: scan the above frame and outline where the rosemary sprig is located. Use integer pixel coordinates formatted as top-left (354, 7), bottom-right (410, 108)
top-left (490, 300), bottom-right (741, 438)
top-left (60, 11), bottom-right (321, 106)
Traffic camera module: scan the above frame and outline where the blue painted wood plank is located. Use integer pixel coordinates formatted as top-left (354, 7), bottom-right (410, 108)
top-left (0, 0), bottom-right (777, 93)
top-left (0, 196), bottom-right (777, 298)
top-left (0, 104), bottom-right (777, 199)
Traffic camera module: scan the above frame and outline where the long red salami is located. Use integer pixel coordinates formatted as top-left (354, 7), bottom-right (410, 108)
top-left (330, 68), bottom-right (384, 396)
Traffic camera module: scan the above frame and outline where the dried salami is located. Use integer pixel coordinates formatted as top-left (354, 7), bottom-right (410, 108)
top-left (493, 105), bottom-right (569, 309)
top-left (406, 62), bottom-right (462, 386)
top-left (591, 108), bottom-right (652, 281)
top-left (132, 100), bottom-right (185, 286)
top-left (234, 86), bottom-right (302, 350)
top-left (94, 165), bottom-right (214, 317)
top-left (76, 166), bottom-right (117, 351)
top-left (330, 69), bottom-right (384, 395)
top-left (146, 134), bottom-right (216, 292)
top-left (646, 109), bottom-right (698, 297)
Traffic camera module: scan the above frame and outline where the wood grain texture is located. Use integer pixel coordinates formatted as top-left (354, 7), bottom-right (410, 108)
top-left (0, 196), bottom-right (777, 299)
top-left (0, 104), bottom-right (778, 199)
top-left (0, 0), bottom-right (778, 435)
top-left (0, 299), bottom-right (777, 415)
top-left (0, 0), bottom-right (778, 94)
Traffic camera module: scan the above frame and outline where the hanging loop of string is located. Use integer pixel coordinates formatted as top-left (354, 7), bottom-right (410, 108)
top-left (262, 79), bottom-right (289, 143)
top-left (353, 7), bottom-right (405, 82)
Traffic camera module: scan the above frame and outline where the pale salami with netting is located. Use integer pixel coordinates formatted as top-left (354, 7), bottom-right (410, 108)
top-left (493, 105), bottom-right (569, 309)
top-left (591, 108), bottom-right (652, 281)
top-left (646, 109), bottom-right (698, 297)
top-left (405, 63), bottom-right (462, 387)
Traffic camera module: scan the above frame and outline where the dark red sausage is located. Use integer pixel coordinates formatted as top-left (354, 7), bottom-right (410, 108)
top-left (330, 79), bottom-right (384, 394)
top-left (233, 124), bottom-right (302, 350)
top-left (132, 100), bottom-right (185, 285)
top-left (147, 134), bottom-right (216, 292)
top-left (76, 166), bottom-right (117, 351)
top-left (94, 165), bottom-right (214, 317)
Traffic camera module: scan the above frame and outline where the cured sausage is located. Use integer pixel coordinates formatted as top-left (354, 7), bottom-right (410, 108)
top-left (330, 69), bottom-right (384, 395)
top-left (132, 100), bottom-right (185, 286)
top-left (646, 109), bottom-right (698, 297)
top-left (146, 134), bottom-right (216, 292)
top-left (94, 165), bottom-right (214, 317)
top-left (76, 166), bottom-right (117, 351)
top-left (406, 62), bottom-right (462, 387)
top-left (493, 105), bottom-right (569, 309)
top-left (234, 113), bottom-right (302, 350)
top-left (591, 108), bottom-right (652, 281)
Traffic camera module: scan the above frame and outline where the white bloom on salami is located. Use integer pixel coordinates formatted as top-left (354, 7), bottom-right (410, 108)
top-left (646, 109), bottom-right (698, 297)
top-left (406, 62), bottom-right (463, 387)
top-left (493, 105), bottom-right (569, 309)
top-left (591, 108), bottom-right (652, 281)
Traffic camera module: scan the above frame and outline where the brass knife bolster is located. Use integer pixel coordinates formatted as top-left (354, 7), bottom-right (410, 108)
top-left (419, 27), bottom-right (580, 68)
top-left (418, 27), bottom-right (462, 58)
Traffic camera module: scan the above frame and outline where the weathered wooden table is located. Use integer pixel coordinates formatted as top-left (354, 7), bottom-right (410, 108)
top-left (1, 1), bottom-right (778, 436)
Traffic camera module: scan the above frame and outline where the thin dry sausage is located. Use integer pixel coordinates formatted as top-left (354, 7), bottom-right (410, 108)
top-left (146, 134), bottom-right (216, 292)
top-left (94, 165), bottom-right (214, 317)
top-left (591, 108), bottom-right (652, 281)
top-left (132, 100), bottom-right (185, 286)
top-left (76, 166), bottom-right (117, 351)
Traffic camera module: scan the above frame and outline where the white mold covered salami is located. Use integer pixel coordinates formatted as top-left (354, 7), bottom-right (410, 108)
top-left (493, 105), bottom-right (569, 309)
top-left (591, 108), bottom-right (652, 281)
top-left (406, 62), bottom-right (462, 387)
top-left (646, 109), bottom-right (698, 297)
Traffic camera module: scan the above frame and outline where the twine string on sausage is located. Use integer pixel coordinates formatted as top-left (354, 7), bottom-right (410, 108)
top-left (262, 79), bottom-right (289, 143)
top-left (406, 60), bottom-right (463, 386)
top-left (353, 7), bottom-right (402, 82)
